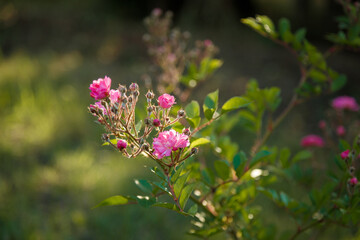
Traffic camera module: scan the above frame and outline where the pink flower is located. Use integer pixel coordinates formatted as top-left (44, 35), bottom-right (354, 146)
top-left (204, 39), bottom-right (213, 47)
top-left (336, 125), bottom-right (346, 136)
top-left (109, 89), bottom-right (120, 103)
top-left (340, 149), bottom-right (350, 159)
top-left (301, 135), bottom-right (325, 148)
top-left (89, 76), bottom-right (111, 100)
top-left (349, 177), bottom-right (358, 186)
top-left (117, 139), bottom-right (127, 150)
top-left (90, 101), bottom-right (107, 115)
top-left (153, 129), bottom-right (190, 159)
top-left (331, 96), bottom-right (359, 111)
top-left (153, 119), bottom-right (161, 127)
top-left (158, 93), bottom-right (175, 109)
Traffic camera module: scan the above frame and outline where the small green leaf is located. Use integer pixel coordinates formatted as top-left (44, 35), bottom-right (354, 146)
top-left (185, 100), bottom-right (200, 118)
top-left (250, 150), bottom-right (271, 168)
top-left (134, 179), bottom-right (153, 194)
top-left (280, 192), bottom-right (289, 207)
top-left (291, 150), bottom-right (312, 164)
top-left (278, 18), bottom-right (291, 42)
top-left (179, 183), bottom-right (196, 209)
top-left (102, 138), bottom-right (117, 146)
top-left (187, 204), bottom-right (198, 216)
top-left (214, 160), bottom-right (230, 180)
top-left (135, 120), bottom-right (143, 133)
top-left (201, 168), bottom-right (215, 185)
top-left (136, 196), bottom-right (156, 208)
top-left (174, 171), bottom-right (190, 197)
top-left (331, 74), bottom-right (347, 92)
top-left (294, 28), bottom-right (306, 43)
top-left (186, 116), bottom-right (201, 128)
top-left (189, 138), bottom-right (210, 149)
top-left (151, 166), bottom-right (166, 181)
top-left (221, 96), bottom-right (251, 114)
top-left (233, 151), bottom-right (247, 177)
top-left (203, 89), bottom-right (219, 120)
top-left (92, 195), bottom-right (133, 209)
top-left (279, 148), bottom-right (291, 168)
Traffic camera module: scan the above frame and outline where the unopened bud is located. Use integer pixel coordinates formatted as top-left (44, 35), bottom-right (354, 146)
top-left (101, 134), bottom-right (110, 142)
top-left (144, 118), bottom-right (152, 125)
top-left (128, 96), bottom-right (133, 103)
top-left (129, 83), bottom-right (139, 92)
top-left (121, 96), bottom-right (128, 104)
top-left (191, 147), bottom-right (198, 155)
top-left (89, 106), bottom-right (97, 114)
top-left (119, 85), bottom-right (127, 94)
top-left (349, 166), bottom-right (355, 175)
top-left (147, 106), bottom-right (154, 113)
top-left (182, 128), bottom-right (191, 135)
top-left (133, 90), bottom-right (139, 97)
top-left (146, 90), bottom-right (155, 99)
top-left (142, 142), bottom-right (150, 151)
top-left (177, 109), bottom-right (186, 118)
top-left (153, 119), bottom-right (161, 127)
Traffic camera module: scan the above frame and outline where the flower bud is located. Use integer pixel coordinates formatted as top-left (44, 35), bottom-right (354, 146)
top-left (144, 118), bottom-right (152, 125)
top-left (128, 96), bottom-right (133, 103)
top-left (142, 142), bottom-right (150, 151)
top-left (349, 177), bottom-right (358, 186)
top-left (349, 166), bottom-right (355, 175)
top-left (147, 106), bottom-right (154, 113)
top-left (182, 128), bottom-right (191, 136)
top-left (177, 109), bottom-right (186, 118)
top-left (129, 83), bottom-right (139, 92)
top-left (101, 134), bottom-right (110, 142)
top-left (191, 147), bottom-right (198, 155)
top-left (146, 90), bottom-right (155, 99)
top-left (89, 106), bottom-right (98, 114)
top-left (133, 90), bottom-right (139, 97)
top-left (118, 85), bottom-right (127, 94)
top-left (117, 139), bottom-right (127, 150)
top-left (153, 119), bottom-right (161, 127)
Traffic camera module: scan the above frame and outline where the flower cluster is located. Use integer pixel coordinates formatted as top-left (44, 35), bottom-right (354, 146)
top-left (143, 8), bottom-right (219, 101)
top-left (331, 96), bottom-right (359, 112)
top-left (88, 76), bottom-right (195, 166)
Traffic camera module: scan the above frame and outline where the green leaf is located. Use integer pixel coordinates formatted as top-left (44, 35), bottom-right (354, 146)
top-left (135, 120), bottom-right (143, 133)
top-left (174, 171), bottom-right (190, 197)
top-left (151, 166), bottom-right (166, 181)
top-left (201, 168), bottom-right (215, 185)
top-left (187, 204), bottom-right (198, 216)
top-left (291, 150), bottom-right (312, 164)
top-left (250, 150), bottom-right (271, 168)
top-left (279, 148), bottom-right (291, 168)
top-left (280, 192), bottom-right (289, 207)
top-left (294, 28), bottom-right (306, 43)
top-left (203, 89), bottom-right (219, 120)
top-left (134, 179), bottom-right (153, 194)
top-left (331, 74), bottom-right (347, 92)
top-left (309, 69), bottom-right (327, 82)
top-left (136, 196), bottom-right (156, 208)
top-left (152, 181), bottom-right (171, 195)
top-left (189, 138), bottom-right (210, 149)
top-left (256, 15), bottom-right (277, 37)
top-left (185, 100), bottom-right (200, 118)
top-left (186, 116), bottom-right (201, 128)
top-left (278, 18), bottom-right (292, 42)
top-left (179, 183), bottom-right (196, 209)
top-left (102, 138), bottom-right (117, 146)
top-left (221, 96), bottom-right (251, 114)
top-left (92, 195), bottom-right (133, 209)
top-left (214, 160), bottom-right (230, 180)
top-left (241, 17), bottom-right (264, 33)
top-left (233, 151), bottom-right (247, 177)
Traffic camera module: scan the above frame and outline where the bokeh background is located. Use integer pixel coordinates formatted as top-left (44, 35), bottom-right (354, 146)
top-left (0, 0), bottom-right (359, 239)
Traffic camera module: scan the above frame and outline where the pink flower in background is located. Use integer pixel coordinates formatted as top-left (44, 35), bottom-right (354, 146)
top-left (89, 76), bottom-right (111, 100)
top-left (301, 135), bottom-right (325, 148)
top-left (350, 177), bottom-right (358, 186)
top-left (117, 139), bottom-right (127, 150)
top-left (340, 149), bottom-right (350, 159)
top-left (336, 125), bottom-right (346, 136)
top-left (331, 96), bottom-right (359, 111)
top-left (153, 129), bottom-right (190, 159)
top-left (90, 101), bottom-right (107, 115)
top-left (158, 93), bottom-right (175, 109)
top-left (109, 89), bottom-right (120, 103)
top-left (204, 39), bottom-right (213, 47)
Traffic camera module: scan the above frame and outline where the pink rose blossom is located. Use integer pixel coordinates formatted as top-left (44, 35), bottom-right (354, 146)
top-left (117, 139), bottom-right (127, 150)
top-left (158, 93), bottom-right (175, 109)
top-left (90, 101), bottom-right (107, 115)
top-left (340, 149), bottom-right (350, 159)
top-left (89, 76), bottom-right (111, 100)
top-left (336, 125), bottom-right (346, 136)
top-left (301, 135), bottom-right (325, 148)
top-left (204, 39), bottom-right (213, 47)
top-left (350, 177), bottom-right (358, 186)
top-left (109, 89), bottom-right (120, 103)
top-left (331, 96), bottom-right (359, 111)
top-left (153, 129), bottom-right (190, 159)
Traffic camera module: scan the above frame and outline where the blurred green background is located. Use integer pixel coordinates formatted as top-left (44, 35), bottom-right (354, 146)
top-left (0, 0), bottom-right (359, 239)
